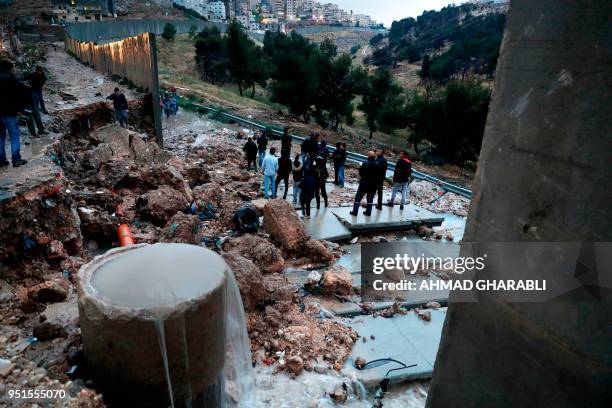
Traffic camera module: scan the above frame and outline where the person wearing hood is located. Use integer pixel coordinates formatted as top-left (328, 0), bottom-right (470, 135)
top-left (385, 150), bottom-right (412, 210)
top-left (243, 136), bottom-right (258, 171)
top-left (0, 60), bottom-right (30, 168)
top-left (300, 153), bottom-right (316, 217)
top-left (350, 151), bottom-right (378, 216)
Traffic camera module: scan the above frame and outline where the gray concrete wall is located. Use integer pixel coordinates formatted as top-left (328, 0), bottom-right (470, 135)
top-left (427, 0), bottom-right (612, 407)
top-left (65, 31), bottom-right (163, 144)
top-left (65, 19), bottom-right (226, 43)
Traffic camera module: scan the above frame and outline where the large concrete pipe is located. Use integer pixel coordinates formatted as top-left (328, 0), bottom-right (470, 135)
top-left (77, 243), bottom-right (228, 407)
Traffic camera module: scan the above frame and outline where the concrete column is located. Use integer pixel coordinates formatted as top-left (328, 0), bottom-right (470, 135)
top-left (427, 1), bottom-right (612, 407)
top-left (149, 33), bottom-right (164, 147)
top-left (77, 244), bottom-right (228, 407)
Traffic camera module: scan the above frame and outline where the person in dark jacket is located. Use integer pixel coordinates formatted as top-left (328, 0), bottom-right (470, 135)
top-left (0, 60), bottom-right (30, 168)
top-left (256, 131), bottom-right (268, 167)
top-left (243, 136), bottom-right (258, 171)
top-left (350, 151), bottom-right (378, 216)
top-left (275, 150), bottom-right (293, 200)
top-left (281, 126), bottom-right (292, 155)
top-left (332, 142), bottom-right (342, 184)
top-left (300, 153), bottom-right (316, 217)
top-left (292, 154), bottom-right (303, 204)
top-left (385, 150), bottom-right (412, 210)
top-left (375, 148), bottom-right (388, 210)
top-left (314, 151), bottom-right (329, 208)
top-left (301, 133), bottom-right (319, 162)
top-left (106, 87), bottom-right (128, 128)
top-left (27, 66), bottom-right (48, 114)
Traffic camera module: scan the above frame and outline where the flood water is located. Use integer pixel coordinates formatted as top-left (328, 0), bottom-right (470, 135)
top-left (91, 243), bottom-right (227, 308)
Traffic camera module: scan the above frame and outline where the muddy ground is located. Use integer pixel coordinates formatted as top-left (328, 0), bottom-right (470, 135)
top-left (1, 43), bottom-right (467, 407)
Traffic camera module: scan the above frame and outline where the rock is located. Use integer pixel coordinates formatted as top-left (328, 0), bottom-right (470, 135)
top-left (192, 183), bottom-right (224, 208)
top-left (33, 322), bottom-right (68, 341)
top-left (28, 367), bottom-right (47, 386)
top-left (97, 159), bottom-right (132, 188)
top-left (445, 232), bottom-right (454, 241)
top-left (426, 301), bottom-right (441, 309)
top-left (47, 240), bottom-right (67, 260)
top-left (223, 234), bottom-right (285, 273)
top-left (320, 266), bottom-right (352, 297)
top-left (230, 172), bottom-right (251, 182)
top-left (82, 144), bottom-right (113, 169)
top-left (304, 240), bottom-right (335, 264)
top-left (417, 309), bottom-right (432, 321)
top-left (248, 198), bottom-right (268, 216)
top-left (435, 232), bottom-right (443, 240)
top-left (182, 164), bottom-right (211, 188)
top-left (160, 213), bottom-right (201, 244)
top-left (28, 281), bottom-right (68, 303)
top-left (140, 165), bottom-right (193, 202)
top-left (286, 355), bottom-right (304, 376)
top-left (417, 225), bottom-right (434, 237)
top-left (77, 206), bottom-right (116, 242)
top-left (330, 383), bottom-right (348, 404)
top-left (0, 358), bottom-right (15, 378)
top-left (222, 253), bottom-right (266, 311)
top-left (136, 185), bottom-right (189, 227)
top-left (304, 271), bottom-right (322, 292)
top-left (263, 199), bottom-right (309, 252)
top-left (354, 357), bottom-right (366, 369)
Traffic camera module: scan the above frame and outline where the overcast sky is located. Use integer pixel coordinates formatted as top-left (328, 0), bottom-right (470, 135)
top-left (332, 0), bottom-right (460, 27)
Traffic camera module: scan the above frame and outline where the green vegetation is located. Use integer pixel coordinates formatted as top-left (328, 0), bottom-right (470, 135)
top-left (369, 4), bottom-right (505, 82)
top-left (350, 44), bottom-right (361, 55)
top-left (404, 81), bottom-right (491, 163)
top-left (369, 33), bottom-right (385, 46)
top-left (162, 23), bottom-right (177, 42)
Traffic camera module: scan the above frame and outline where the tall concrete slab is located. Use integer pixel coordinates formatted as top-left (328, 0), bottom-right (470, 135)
top-left (427, 1), bottom-right (612, 408)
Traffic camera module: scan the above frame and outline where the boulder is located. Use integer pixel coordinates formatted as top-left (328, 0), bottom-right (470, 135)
top-left (263, 199), bottom-right (309, 252)
top-left (222, 252), bottom-right (266, 311)
top-left (82, 144), bottom-right (113, 170)
top-left (28, 281), bottom-right (68, 303)
top-left (33, 321), bottom-right (68, 341)
top-left (182, 164), bottom-right (211, 188)
top-left (286, 355), bottom-right (304, 376)
top-left (160, 213), bottom-right (201, 245)
top-left (97, 159), bottom-right (132, 188)
top-left (320, 266), bottom-right (352, 297)
top-left (140, 165), bottom-right (193, 202)
top-left (77, 206), bottom-right (116, 243)
top-left (136, 186), bottom-right (189, 227)
top-left (223, 234), bottom-right (284, 273)
top-left (304, 240), bottom-right (334, 264)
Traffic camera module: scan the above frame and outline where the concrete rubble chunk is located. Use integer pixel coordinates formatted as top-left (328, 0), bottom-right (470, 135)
top-left (263, 199), bottom-right (309, 252)
top-left (330, 382), bottom-right (348, 404)
top-left (182, 164), bottom-right (211, 188)
top-left (286, 355), bottom-right (304, 376)
top-left (320, 266), bottom-right (353, 297)
top-left (304, 239), bottom-right (335, 264)
top-left (77, 206), bottom-right (117, 242)
top-left (28, 281), bottom-right (68, 303)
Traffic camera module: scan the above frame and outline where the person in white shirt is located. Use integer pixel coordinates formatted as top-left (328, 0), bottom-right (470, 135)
top-left (261, 147), bottom-right (279, 199)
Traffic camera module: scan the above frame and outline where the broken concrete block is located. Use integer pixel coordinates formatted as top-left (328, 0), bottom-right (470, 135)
top-left (304, 239), bottom-right (334, 264)
top-left (263, 199), bottom-right (309, 252)
top-left (320, 266), bottom-right (352, 297)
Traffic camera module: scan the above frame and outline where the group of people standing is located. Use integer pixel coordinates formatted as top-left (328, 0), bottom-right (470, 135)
top-left (242, 127), bottom-right (412, 218)
top-left (0, 60), bottom-right (52, 168)
top-left (350, 148), bottom-right (412, 216)
top-left (160, 89), bottom-right (179, 119)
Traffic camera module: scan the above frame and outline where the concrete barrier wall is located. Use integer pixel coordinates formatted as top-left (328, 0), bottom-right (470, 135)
top-left (64, 31), bottom-right (163, 145)
top-left (65, 19), bottom-right (225, 43)
top-left (65, 32), bottom-right (155, 91)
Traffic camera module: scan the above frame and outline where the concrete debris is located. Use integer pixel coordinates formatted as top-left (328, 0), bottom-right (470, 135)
top-left (304, 271), bottom-right (322, 292)
top-left (354, 357), bottom-right (366, 369)
top-left (286, 355), bottom-right (304, 376)
top-left (417, 225), bottom-right (435, 237)
top-left (426, 301), bottom-right (442, 309)
top-left (77, 206), bottom-right (117, 243)
top-left (181, 164), bottom-right (211, 187)
top-left (263, 199), bottom-right (309, 252)
top-left (320, 266), bottom-right (353, 297)
top-left (417, 309), bottom-right (432, 322)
